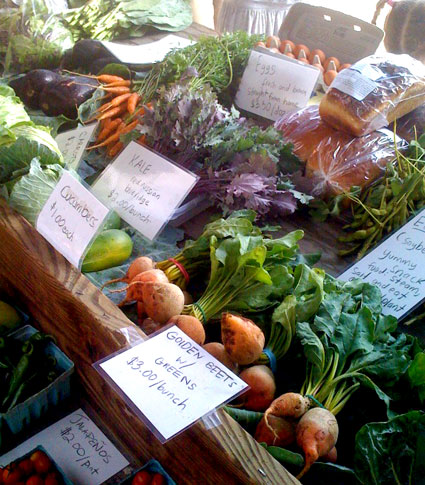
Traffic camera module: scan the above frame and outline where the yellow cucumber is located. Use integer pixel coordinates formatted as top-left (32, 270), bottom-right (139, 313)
top-left (82, 229), bottom-right (133, 273)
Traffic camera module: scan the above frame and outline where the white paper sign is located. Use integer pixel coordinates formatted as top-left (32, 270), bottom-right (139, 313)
top-left (36, 171), bottom-right (109, 268)
top-left (56, 123), bottom-right (97, 170)
top-left (0, 409), bottom-right (129, 485)
top-left (235, 49), bottom-right (320, 121)
top-left (91, 142), bottom-right (198, 240)
top-left (339, 209), bottom-right (425, 320)
top-left (101, 35), bottom-right (194, 65)
top-left (98, 326), bottom-right (248, 442)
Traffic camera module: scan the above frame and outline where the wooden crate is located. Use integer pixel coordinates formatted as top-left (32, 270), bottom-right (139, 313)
top-left (0, 198), bottom-right (301, 485)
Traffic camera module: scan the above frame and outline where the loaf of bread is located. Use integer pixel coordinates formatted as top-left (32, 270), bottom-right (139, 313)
top-left (319, 54), bottom-right (425, 137)
top-left (305, 129), bottom-right (402, 199)
top-left (274, 106), bottom-right (336, 161)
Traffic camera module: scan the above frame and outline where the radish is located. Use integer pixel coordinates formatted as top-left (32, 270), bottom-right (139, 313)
top-left (101, 256), bottom-right (155, 289)
top-left (142, 282), bottom-right (185, 324)
top-left (167, 315), bottom-right (206, 345)
top-left (221, 313), bottom-right (265, 365)
top-left (295, 407), bottom-right (339, 479)
top-left (254, 415), bottom-right (296, 447)
top-left (238, 365), bottom-right (276, 411)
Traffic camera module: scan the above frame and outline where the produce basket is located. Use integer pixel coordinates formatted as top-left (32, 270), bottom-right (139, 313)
top-left (121, 459), bottom-right (176, 485)
top-left (1, 324), bottom-right (74, 435)
top-left (3, 445), bottom-right (74, 485)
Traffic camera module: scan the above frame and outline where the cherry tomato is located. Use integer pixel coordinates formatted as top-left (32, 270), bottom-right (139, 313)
top-left (44, 472), bottom-right (60, 485)
top-left (151, 473), bottom-right (166, 485)
top-left (18, 460), bottom-right (34, 477)
top-left (30, 451), bottom-right (51, 475)
top-left (131, 470), bottom-right (152, 485)
top-left (3, 466), bottom-right (23, 484)
top-left (25, 476), bottom-right (44, 485)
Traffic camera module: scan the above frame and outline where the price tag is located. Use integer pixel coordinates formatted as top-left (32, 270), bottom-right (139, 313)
top-left (36, 171), bottom-right (109, 268)
top-left (0, 409), bottom-right (129, 485)
top-left (91, 142), bottom-right (198, 240)
top-left (96, 326), bottom-right (248, 442)
top-left (101, 35), bottom-right (194, 64)
top-left (339, 209), bottom-right (425, 320)
top-left (235, 49), bottom-right (320, 121)
top-left (55, 123), bottom-right (97, 170)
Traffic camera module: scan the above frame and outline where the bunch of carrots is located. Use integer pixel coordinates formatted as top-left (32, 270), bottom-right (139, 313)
top-left (78, 73), bottom-right (147, 158)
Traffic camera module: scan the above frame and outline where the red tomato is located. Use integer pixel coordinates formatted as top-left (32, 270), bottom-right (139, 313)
top-left (0, 468), bottom-right (3, 484)
top-left (151, 474), bottom-right (166, 485)
top-left (44, 473), bottom-right (60, 485)
top-left (30, 452), bottom-right (51, 475)
top-left (3, 467), bottom-right (23, 484)
top-left (18, 460), bottom-right (34, 477)
top-left (132, 470), bottom-right (152, 485)
top-left (25, 476), bottom-right (44, 485)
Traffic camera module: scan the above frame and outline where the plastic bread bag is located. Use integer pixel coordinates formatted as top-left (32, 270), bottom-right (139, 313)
top-left (3, 0), bottom-right (73, 74)
top-left (319, 54), bottom-right (425, 137)
top-left (274, 105), bottom-right (337, 161)
top-left (390, 103), bottom-right (425, 142)
top-left (305, 128), bottom-right (407, 200)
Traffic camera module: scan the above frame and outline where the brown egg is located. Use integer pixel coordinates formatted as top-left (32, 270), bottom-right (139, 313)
top-left (324, 69), bottom-right (338, 86)
top-left (279, 39), bottom-right (295, 53)
top-left (255, 41), bottom-right (266, 48)
top-left (266, 35), bottom-right (281, 49)
top-left (309, 49), bottom-right (326, 64)
top-left (284, 52), bottom-right (295, 59)
top-left (293, 44), bottom-right (311, 59)
top-left (339, 63), bottom-right (352, 71)
top-left (297, 57), bottom-right (310, 64)
top-left (312, 63), bottom-right (324, 73)
top-left (268, 47), bottom-right (281, 54)
top-left (323, 56), bottom-right (341, 71)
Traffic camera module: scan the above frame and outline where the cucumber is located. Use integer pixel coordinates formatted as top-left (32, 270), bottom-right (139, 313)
top-left (82, 229), bottom-right (133, 273)
top-left (102, 211), bottom-right (121, 230)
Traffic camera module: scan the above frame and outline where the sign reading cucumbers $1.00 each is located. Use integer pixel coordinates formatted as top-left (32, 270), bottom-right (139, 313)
top-left (36, 171), bottom-right (110, 268)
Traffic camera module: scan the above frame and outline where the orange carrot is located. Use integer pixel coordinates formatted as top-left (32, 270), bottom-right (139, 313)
top-left (101, 86), bottom-right (130, 95)
top-left (95, 104), bottom-right (128, 121)
top-left (96, 118), bottom-right (122, 143)
top-left (106, 80), bottom-right (131, 87)
top-left (97, 93), bottom-right (132, 113)
top-left (127, 93), bottom-right (140, 114)
top-left (88, 119), bottom-right (139, 149)
top-left (137, 134), bottom-right (146, 145)
top-left (107, 141), bottom-right (124, 158)
top-left (97, 74), bottom-right (126, 84)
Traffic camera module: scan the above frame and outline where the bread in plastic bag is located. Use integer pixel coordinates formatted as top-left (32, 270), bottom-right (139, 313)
top-left (319, 54), bottom-right (425, 137)
top-left (274, 105), bottom-right (336, 161)
top-left (390, 103), bottom-right (425, 142)
top-left (305, 128), bottom-right (406, 199)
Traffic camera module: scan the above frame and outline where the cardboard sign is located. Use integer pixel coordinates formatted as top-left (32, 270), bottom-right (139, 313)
top-left (339, 209), bottom-right (425, 320)
top-left (0, 409), bottom-right (129, 485)
top-left (91, 142), bottom-right (198, 240)
top-left (97, 326), bottom-right (248, 442)
top-left (235, 49), bottom-right (320, 121)
top-left (101, 35), bottom-right (194, 65)
top-left (36, 171), bottom-right (109, 268)
top-left (56, 124), bottom-right (97, 170)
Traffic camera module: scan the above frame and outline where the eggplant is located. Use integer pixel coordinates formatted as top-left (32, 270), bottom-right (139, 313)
top-left (90, 56), bottom-right (119, 74)
top-left (70, 39), bottom-right (111, 69)
top-left (39, 76), bottom-right (98, 119)
top-left (9, 69), bottom-right (61, 109)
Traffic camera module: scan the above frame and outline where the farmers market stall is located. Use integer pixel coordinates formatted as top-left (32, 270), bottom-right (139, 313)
top-left (1, 1), bottom-right (425, 484)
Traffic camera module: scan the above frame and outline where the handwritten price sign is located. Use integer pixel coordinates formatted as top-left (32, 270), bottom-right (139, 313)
top-left (0, 409), bottom-right (129, 485)
top-left (36, 171), bottom-right (109, 268)
top-left (97, 326), bottom-right (248, 442)
top-left (235, 49), bottom-right (320, 121)
top-left (56, 124), bottom-right (97, 170)
top-left (340, 208), bottom-right (425, 320)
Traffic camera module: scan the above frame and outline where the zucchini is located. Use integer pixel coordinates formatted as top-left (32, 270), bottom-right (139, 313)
top-left (82, 229), bottom-right (133, 273)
